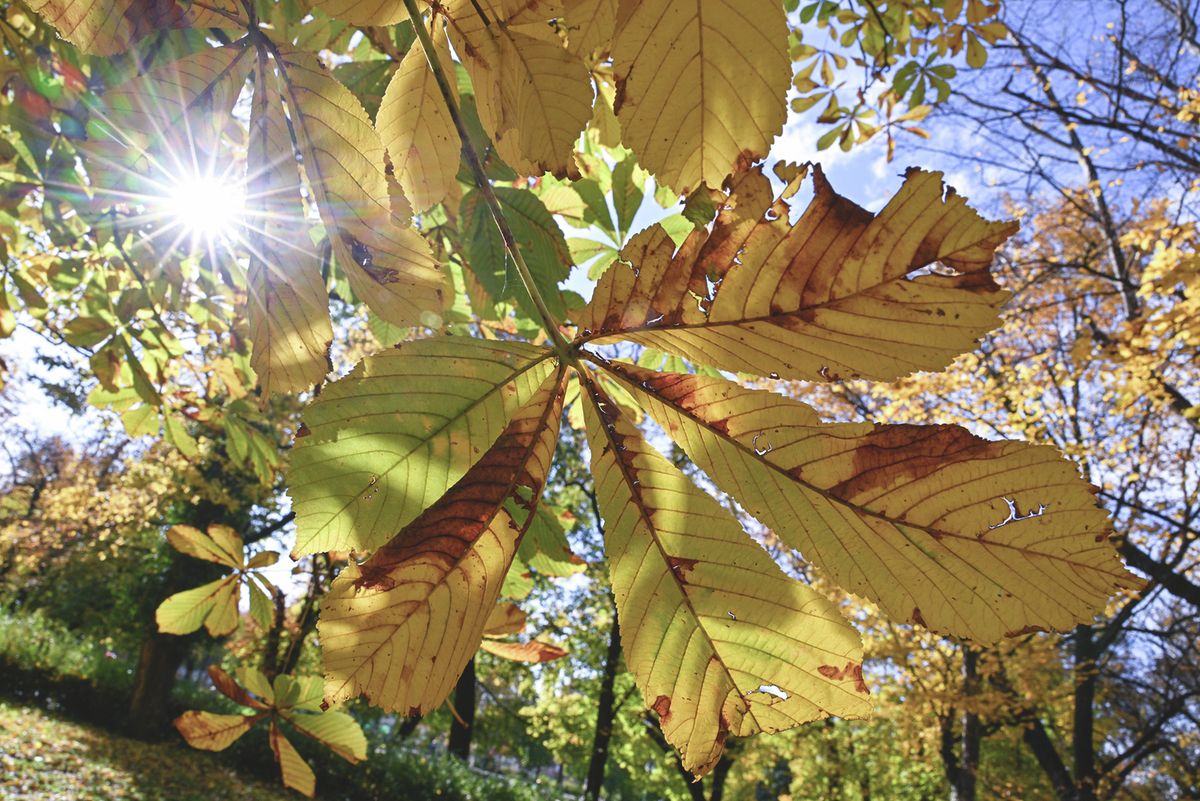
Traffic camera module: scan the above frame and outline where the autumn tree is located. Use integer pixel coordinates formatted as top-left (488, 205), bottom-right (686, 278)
top-left (0, 0), bottom-right (1151, 796)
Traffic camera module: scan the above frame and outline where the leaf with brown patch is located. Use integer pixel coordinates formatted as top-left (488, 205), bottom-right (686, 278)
top-left (26, 0), bottom-right (244, 56)
top-left (576, 165), bottom-right (1017, 382)
top-left (596, 359), bottom-right (1141, 643)
top-left (581, 371), bottom-right (871, 776)
top-left (319, 366), bottom-right (566, 714)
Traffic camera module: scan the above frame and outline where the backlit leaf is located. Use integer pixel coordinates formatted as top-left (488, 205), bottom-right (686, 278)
top-left (447, 0), bottom-right (593, 177)
top-left (271, 47), bottom-right (446, 328)
top-left (564, 0), bottom-right (617, 62)
top-left (286, 711), bottom-right (368, 763)
top-left (611, 0), bottom-right (790, 192)
top-left (480, 639), bottom-right (569, 662)
top-left (515, 504), bottom-right (586, 577)
top-left (581, 375), bottom-right (872, 775)
top-left (599, 361), bottom-right (1142, 642)
top-left (166, 523), bottom-right (243, 568)
top-left (245, 55), bottom-right (334, 397)
top-left (269, 721), bottom-right (316, 798)
top-left (482, 601), bottom-right (527, 637)
top-left (377, 20), bottom-right (461, 213)
top-left (305, 0), bottom-right (408, 25)
top-left (26, 0), bottom-right (244, 56)
top-left (174, 711), bottom-right (257, 752)
top-left (319, 368), bottom-right (564, 714)
top-left (86, 44), bottom-right (251, 187)
top-left (155, 576), bottom-right (239, 636)
top-left (577, 166), bottom-right (1016, 382)
top-left (288, 338), bottom-right (558, 556)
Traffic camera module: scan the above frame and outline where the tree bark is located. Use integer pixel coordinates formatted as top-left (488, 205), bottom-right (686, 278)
top-left (125, 499), bottom-right (233, 739)
top-left (125, 631), bottom-right (190, 739)
top-left (1073, 626), bottom-right (1097, 801)
top-left (1023, 717), bottom-right (1079, 801)
top-left (448, 657), bottom-right (476, 761)
top-left (957, 647), bottom-right (981, 801)
top-left (585, 607), bottom-right (622, 801)
top-left (708, 751), bottom-right (734, 801)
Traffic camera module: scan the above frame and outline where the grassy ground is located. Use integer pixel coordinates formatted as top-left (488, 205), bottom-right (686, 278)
top-left (0, 700), bottom-right (297, 801)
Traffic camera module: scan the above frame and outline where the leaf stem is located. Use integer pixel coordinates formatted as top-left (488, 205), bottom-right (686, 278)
top-left (401, 0), bottom-right (572, 358)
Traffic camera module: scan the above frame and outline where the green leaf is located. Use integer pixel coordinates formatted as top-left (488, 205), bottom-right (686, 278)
top-left (288, 338), bottom-right (558, 556)
top-left (461, 187), bottom-right (572, 318)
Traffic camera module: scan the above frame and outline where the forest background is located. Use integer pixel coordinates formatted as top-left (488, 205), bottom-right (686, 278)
top-left (0, 1), bottom-right (1197, 800)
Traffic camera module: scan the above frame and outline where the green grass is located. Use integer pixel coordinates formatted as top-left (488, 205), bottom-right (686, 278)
top-left (0, 700), bottom-right (297, 801)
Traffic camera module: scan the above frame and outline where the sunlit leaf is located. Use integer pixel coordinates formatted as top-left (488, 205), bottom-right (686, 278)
top-left (577, 166), bottom-right (1016, 382)
top-left (26, 0), bottom-right (244, 56)
top-left (611, 0), bottom-right (790, 192)
top-left (165, 524), bottom-right (243, 568)
top-left (581, 374), bottom-right (872, 775)
top-left (245, 55), bottom-right (334, 397)
top-left (269, 721), bottom-right (316, 797)
top-left (288, 338), bottom-right (558, 556)
top-left (319, 368), bottom-right (564, 714)
top-left (480, 639), bottom-right (569, 662)
top-left (174, 711), bottom-right (257, 751)
top-left (599, 360), bottom-right (1142, 642)
top-left (378, 19), bottom-right (460, 213)
top-left (286, 711), bottom-right (368, 763)
top-left (482, 601), bottom-right (527, 637)
top-left (271, 47), bottom-right (447, 328)
top-left (447, 0), bottom-right (592, 177)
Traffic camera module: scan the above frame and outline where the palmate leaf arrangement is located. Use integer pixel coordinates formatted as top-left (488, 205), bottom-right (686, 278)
top-left (28, 0), bottom-right (1139, 785)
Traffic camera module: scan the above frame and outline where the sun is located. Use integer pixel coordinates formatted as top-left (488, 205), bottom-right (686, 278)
top-left (159, 171), bottom-right (247, 243)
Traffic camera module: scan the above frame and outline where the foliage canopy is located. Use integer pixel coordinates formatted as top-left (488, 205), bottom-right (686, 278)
top-left (1, 0), bottom-right (1140, 790)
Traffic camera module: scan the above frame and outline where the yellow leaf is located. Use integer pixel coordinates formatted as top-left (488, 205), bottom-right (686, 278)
top-left (166, 524), bottom-right (244, 568)
top-left (611, 0), bottom-right (790, 192)
top-left (305, 0), bottom-right (407, 25)
top-left (447, 0), bottom-right (593, 176)
top-left (174, 711), bottom-right (257, 751)
top-left (269, 721), bottom-right (316, 797)
top-left (288, 338), bottom-right (558, 555)
top-left (285, 710), bottom-right (368, 763)
top-left (208, 665), bottom-right (271, 709)
top-left (482, 601), bottom-right (527, 637)
top-left (246, 550), bottom-right (280, 569)
top-left (480, 639), bottom-right (569, 662)
top-left (581, 375), bottom-right (872, 777)
top-left (273, 674), bottom-right (327, 712)
top-left (25, 0), bottom-right (244, 56)
top-left (246, 55), bottom-right (334, 397)
top-left (577, 165), bottom-right (1017, 382)
top-left (599, 361), bottom-right (1142, 642)
top-left (564, 0), bottom-right (617, 63)
top-left (588, 75), bottom-right (623, 147)
top-left (270, 47), bottom-right (447, 328)
top-left (86, 44), bottom-right (251, 186)
top-left (237, 666), bottom-right (276, 705)
top-left (377, 20), bottom-right (461, 213)
top-left (155, 576), bottom-right (239, 636)
top-left (319, 368), bottom-right (565, 714)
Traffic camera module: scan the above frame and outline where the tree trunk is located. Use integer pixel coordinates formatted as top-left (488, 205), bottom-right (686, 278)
top-left (449, 657), bottom-right (476, 761)
top-left (1023, 717), bottom-right (1079, 801)
top-left (708, 751), bottom-right (734, 801)
top-left (125, 631), bottom-right (189, 739)
top-left (824, 718), bottom-right (843, 798)
top-left (585, 608), bottom-right (622, 801)
top-left (1073, 626), bottom-right (1097, 801)
top-left (125, 499), bottom-right (225, 739)
top-left (957, 648), bottom-right (981, 801)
